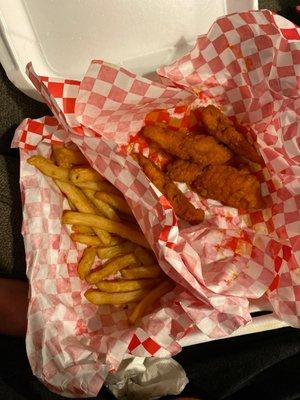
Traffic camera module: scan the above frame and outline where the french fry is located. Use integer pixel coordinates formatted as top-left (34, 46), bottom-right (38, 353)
top-left (54, 180), bottom-right (112, 245)
top-left (134, 246), bottom-right (156, 265)
top-left (71, 233), bottom-right (122, 247)
top-left (52, 145), bottom-right (88, 167)
top-left (85, 288), bottom-right (148, 305)
top-left (129, 280), bottom-right (174, 324)
top-left (28, 156), bottom-right (70, 182)
top-left (77, 247), bottom-right (97, 280)
top-left (96, 279), bottom-right (159, 292)
top-left (55, 180), bottom-right (96, 213)
top-left (95, 192), bottom-right (132, 215)
top-left (67, 199), bottom-right (77, 211)
top-left (103, 236), bottom-right (124, 246)
top-left (74, 180), bottom-right (120, 194)
top-left (71, 233), bottom-right (104, 247)
top-left (86, 253), bottom-right (137, 283)
top-left (62, 211), bottom-right (151, 249)
top-left (97, 241), bottom-right (137, 260)
top-left (72, 225), bottom-right (95, 235)
top-left (121, 266), bottom-right (162, 279)
top-left (69, 167), bottom-right (105, 183)
top-left (82, 189), bottom-right (120, 221)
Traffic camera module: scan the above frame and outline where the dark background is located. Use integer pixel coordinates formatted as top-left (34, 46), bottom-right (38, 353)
top-left (0, 1), bottom-right (299, 399)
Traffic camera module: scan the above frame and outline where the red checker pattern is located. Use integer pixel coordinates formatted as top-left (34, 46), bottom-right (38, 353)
top-left (11, 10), bottom-right (300, 399)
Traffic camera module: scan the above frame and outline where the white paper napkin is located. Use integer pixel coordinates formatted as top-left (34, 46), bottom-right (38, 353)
top-left (106, 357), bottom-right (189, 399)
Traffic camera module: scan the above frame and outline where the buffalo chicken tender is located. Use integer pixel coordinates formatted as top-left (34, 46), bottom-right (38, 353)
top-left (201, 105), bottom-right (262, 164)
top-left (135, 153), bottom-right (204, 225)
top-left (192, 165), bottom-right (263, 210)
top-left (142, 124), bottom-right (232, 167)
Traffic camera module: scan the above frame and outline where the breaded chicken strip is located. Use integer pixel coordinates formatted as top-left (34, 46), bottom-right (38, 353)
top-left (167, 159), bottom-right (203, 184)
top-left (142, 125), bottom-right (231, 167)
top-left (201, 105), bottom-right (262, 164)
top-left (134, 154), bottom-right (204, 225)
top-left (192, 165), bottom-right (263, 210)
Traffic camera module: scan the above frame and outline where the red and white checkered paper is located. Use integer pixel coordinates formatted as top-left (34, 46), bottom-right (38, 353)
top-left (12, 10), bottom-right (300, 398)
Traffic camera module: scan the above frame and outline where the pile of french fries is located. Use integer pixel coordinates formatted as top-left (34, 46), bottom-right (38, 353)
top-left (27, 144), bottom-right (173, 324)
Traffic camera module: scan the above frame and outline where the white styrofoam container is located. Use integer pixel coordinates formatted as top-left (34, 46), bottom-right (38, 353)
top-left (0, 0), bottom-right (288, 344)
top-left (1, 0), bottom-right (258, 100)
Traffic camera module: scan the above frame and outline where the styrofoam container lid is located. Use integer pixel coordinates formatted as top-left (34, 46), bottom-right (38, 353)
top-left (0, 0), bottom-right (257, 100)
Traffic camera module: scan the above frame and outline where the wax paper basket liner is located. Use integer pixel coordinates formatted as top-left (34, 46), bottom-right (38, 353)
top-left (12, 10), bottom-right (300, 398)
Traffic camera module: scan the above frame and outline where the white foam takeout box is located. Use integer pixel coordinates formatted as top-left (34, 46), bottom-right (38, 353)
top-left (0, 0), bottom-right (289, 346)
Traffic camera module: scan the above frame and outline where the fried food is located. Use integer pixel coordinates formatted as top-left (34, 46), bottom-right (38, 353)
top-left (128, 280), bottom-right (174, 324)
top-left (192, 165), bottom-right (263, 210)
top-left (28, 156), bottom-right (70, 182)
top-left (69, 167), bottom-right (105, 183)
top-left (52, 145), bottom-right (88, 168)
top-left (62, 211), bottom-right (151, 248)
top-left (135, 154), bottom-right (204, 225)
top-left (97, 241), bottom-right (137, 260)
top-left (71, 233), bottom-right (104, 247)
top-left (96, 279), bottom-right (159, 293)
top-left (67, 199), bottom-right (77, 211)
top-left (28, 144), bottom-right (169, 324)
top-left (78, 247), bottom-right (97, 280)
top-left (74, 180), bottom-right (120, 194)
top-left (201, 105), bottom-right (262, 163)
top-left (134, 246), bottom-right (156, 265)
top-left (86, 253), bottom-right (137, 283)
top-left (83, 188), bottom-right (120, 221)
top-left (71, 225), bottom-right (95, 235)
top-left (71, 233), bottom-right (122, 247)
top-left (54, 180), bottom-right (111, 245)
top-left (85, 288), bottom-right (148, 305)
top-left (142, 125), bottom-right (231, 167)
top-left (121, 266), bottom-right (162, 279)
top-left (167, 159), bottom-right (203, 184)
top-left (95, 192), bottom-right (132, 215)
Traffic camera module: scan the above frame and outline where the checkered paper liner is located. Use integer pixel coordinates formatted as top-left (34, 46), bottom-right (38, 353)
top-left (12, 10), bottom-right (300, 398)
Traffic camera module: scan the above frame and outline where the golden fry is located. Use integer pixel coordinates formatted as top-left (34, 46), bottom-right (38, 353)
top-left (62, 211), bottom-right (151, 248)
top-left (71, 233), bottom-right (104, 247)
top-left (55, 180), bottom-right (111, 245)
top-left (104, 236), bottom-right (124, 246)
top-left (83, 189), bottom-right (120, 221)
top-left (95, 192), bottom-right (132, 215)
top-left (121, 266), bottom-right (162, 279)
top-left (67, 199), bottom-right (77, 211)
top-left (77, 247), bottom-right (97, 280)
top-left (97, 241), bottom-right (137, 260)
top-left (74, 180), bottom-right (120, 194)
top-left (85, 288), bottom-right (148, 305)
top-left (96, 279), bottom-right (159, 293)
top-left (86, 253), bottom-right (137, 283)
top-left (134, 246), bottom-right (156, 265)
top-left (55, 180), bottom-right (97, 214)
top-left (72, 225), bottom-right (95, 235)
top-left (129, 280), bottom-right (174, 324)
top-left (52, 145), bottom-right (88, 168)
top-left (69, 167), bottom-right (105, 183)
top-left (27, 155), bottom-right (69, 182)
